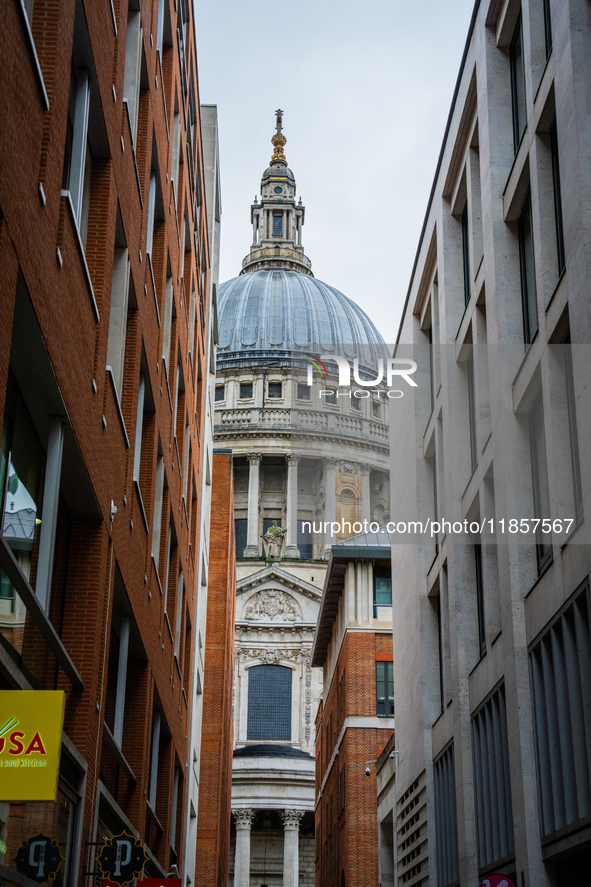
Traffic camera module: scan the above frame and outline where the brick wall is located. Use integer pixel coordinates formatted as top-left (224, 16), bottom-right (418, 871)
top-left (195, 452), bottom-right (236, 887)
top-left (315, 631), bottom-right (393, 887)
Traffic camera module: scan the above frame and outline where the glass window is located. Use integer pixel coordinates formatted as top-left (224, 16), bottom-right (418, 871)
top-left (297, 383), bottom-right (310, 400)
top-left (351, 394), bottom-right (361, 411)
top-left (234, 518), bottom-right (247, 558)
top-left (273, 215), bottom-right (282, 236)
top-left (268, 381), bottom-right (282, 399)
top-left (462, 202), bottom-right (471, 306)
top-left (247, 664), bottom-right (292, 740)
top-left (374, 567), bottom-right (392, 618)
top-left (550, 124), bottom-right (565, 275)
top-left (518, 196), bottom-right (538, 344)
top-left (529, 393), bottom-right (552, 571)
top-left (467, 349), bottom-right (477, 471)
top-left (474, 542), bottom-right (485, 655)
top-left (324, 389), bottom-right (336, 405)
top-left (563, 335), bottom-right (583, 522)
top-left (510, 16), bottom-right (527, 151)
top-left (297, 519), bottom-right (313, 558)
top-left (375, 661), bottom-right (394, 717)
top-left (240, 382), bottom-right (253, 399)
top-left (372, 400), bottom-right (380, 418)
top-left (543, 0), bottom-right (552, 57)
top-left (214, 385), bottom-right (225, 402)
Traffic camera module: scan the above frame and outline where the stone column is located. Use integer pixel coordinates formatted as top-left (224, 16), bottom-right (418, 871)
top-left (281, 810), bottom-right (304, 887)
top-left (359, 463), bottom-right (372, 525)
top-left (233, 809), bottom-right (255, 887)
top-left (285, 454), bottom-right (301, 558)
top-left (323, 457), bottom-right (338, 558)
top-left (245, 453), bottom-right (262, 556)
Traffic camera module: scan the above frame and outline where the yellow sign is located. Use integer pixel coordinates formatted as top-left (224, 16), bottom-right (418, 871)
top-left (0, 691), bottom-right (65, 801)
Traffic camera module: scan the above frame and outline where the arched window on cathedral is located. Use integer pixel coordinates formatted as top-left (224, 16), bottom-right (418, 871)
top-left (247, 664), bottom-right (292, 741)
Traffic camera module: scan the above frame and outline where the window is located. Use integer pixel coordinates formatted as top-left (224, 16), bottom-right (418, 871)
top-left (434, 744), bottom-right (460, 887)
top-left (510, 16), bottom-right (527, 151)
top-left (151, 445), bottom-right (165, 569)
top-left (543, 0), bottom-right (552, 57)
top-left (529, 393), bottom-right (552, 571)
top-left (240, 382), bottom-right (253, 399)
top-left (162, 261), bottom-right (174, 373)
top-left (550, 124), bottom-right (565, 275)
top-left (106, 213), bottom-right (135, 397)
top-left (529, 584), bottom-right (591, 840)
top-left (297, 519), bottom-right (313, 559)
top-left (351, 394), bottom-right (361, 411)
top-left (62, 67), bottom-right (91, 235)
top-left (518, 196), bottom-right (538, 344)
top-left (374, 567), bottom-right (392, 618)
top-left (273, 214), bottom-right (282, 236)
top-left (324, 389), bottom-right (336, 405)
top-left (474, 542), bottom-right (485, 655)
top-left (467, 349), bottom-right (477, 471)
top-left (148, 709), bottom-right (161, 810)
top-left (462, 202), bottom-right (471, 306)
top-left (563, 335), bottom-right (583, 522)
top-left (234, 518), bottom-right (247, 558)
top-left (247, 665), bottom-right (292, 740)
top-left (171, 89), bottom-right (181, 189)
top-left (123, 4), bottom-right (143, 145)
top-left (268, 381), bottom-right (282, 399)
top-left (297, 383), bottom-right (310, 401)
top-left (375, 661), bottom-right (394, 717)
top-left (214, 385), bottom-right (225, 402)
top-left (372, 400), bottom-right (380, 418)
top-left (471, 683), bottom-right (515, 869)
top-left (339, 765), bottom-right (346, 813)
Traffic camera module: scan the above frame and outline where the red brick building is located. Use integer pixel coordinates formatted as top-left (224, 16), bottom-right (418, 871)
top-left (312, 530), bottom-right (394, 887)
top-left (195, 450), bottom-right (236, 887)
top-left (0, 0), bottom-right (228, 885)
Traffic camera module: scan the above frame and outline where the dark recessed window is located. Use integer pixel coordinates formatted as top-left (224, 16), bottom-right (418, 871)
top-left (372, 401), bottom-right (380, 418)
top-left (518, 195), bottom-right (538, 344)
top-left (543, 0), bottom-right (552, 57)
top-left (268, 381), bottom-right (282, 398)
top-left (240, 382), bottom-right (253, 399)
top-left (297, 383), bottom-right (310, 400)
top-left (247, 664), bottom-right (292, 740)
top-left (510, 16), bottom-right (527, 152)
top-left (274, 186), bottom-right (282, 194)
top-left (376, 661), bottom-right (394, 717)
top-left (351, 395), bottom-right (361, 411)
top-left (374, 567), bottom-right (392, 618)
top-left (550, 124), bottom-right (565, 275)
top-left (273, 215), bottom-right (282, 236)
top-left (214, 385), bottom-right (225, 402)
top-left (324, 390), bottom-right (336, 405)
top-left (462, 202), bottom-right (471, 306)
top-left (467, 349), bottom-right (477, 471)
top-left (529, 393), bottom-right (552, 572)
top-left (474, 542), bottom-right (485, 655)
top-left (234, 518), bottom-right (247, 558)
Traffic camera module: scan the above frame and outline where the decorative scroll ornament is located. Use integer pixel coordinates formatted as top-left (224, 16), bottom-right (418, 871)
top-left (281, 810), bottom-right (305, 830)
top-left (244, 589), bottom-right (299, 622)
top-left (233, 809), bottom-right (256, 828)
top-left (241, 647), bottom-right (300, 664)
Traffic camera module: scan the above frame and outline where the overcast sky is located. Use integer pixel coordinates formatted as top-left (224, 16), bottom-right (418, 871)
top-left (195, 0), bottom-right (475, 344)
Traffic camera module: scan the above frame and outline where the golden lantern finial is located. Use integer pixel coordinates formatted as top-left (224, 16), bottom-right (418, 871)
top-left (271, 108), bottom-right (287, 163)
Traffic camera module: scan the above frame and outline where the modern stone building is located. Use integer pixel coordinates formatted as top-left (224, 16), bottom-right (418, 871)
top-left (0, 1), bottom-right (231, 886)
top-left (214, 113), bottom-right (391, 887)
top-left (312, 528), bottom-right (394, 887)
top-left (389, 0), bottom-right (591, 886)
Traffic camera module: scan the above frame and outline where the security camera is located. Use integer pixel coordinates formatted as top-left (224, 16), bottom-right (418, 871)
top-left (365, 766), bottom-right (371, 777)
top-left (167, 865), bottom-right (179, 878)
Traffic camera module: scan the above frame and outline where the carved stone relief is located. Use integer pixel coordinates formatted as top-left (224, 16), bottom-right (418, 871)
top-left (243, 588), bottom-right (300, 621)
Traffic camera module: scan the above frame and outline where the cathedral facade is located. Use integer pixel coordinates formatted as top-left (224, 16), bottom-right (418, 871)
top-left (214, 112), bottom-right (390, 887)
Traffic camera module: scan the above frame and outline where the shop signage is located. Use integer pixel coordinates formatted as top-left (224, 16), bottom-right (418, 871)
top-left (96, 831), bottom-right (150, 885)
top-left (0, 690), bottom-right (65, 801)
top-left (15, 833), bottom-right (64, 882)
top-left (479, 876), bottom-right (516, 887)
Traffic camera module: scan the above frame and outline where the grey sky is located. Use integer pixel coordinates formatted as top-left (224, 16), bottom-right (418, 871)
top-left (195, 0), bottom-right (476, 344)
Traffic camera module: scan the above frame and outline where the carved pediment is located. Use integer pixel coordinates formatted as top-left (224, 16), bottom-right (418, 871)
top-left (244, 589), bottom-right (301, 622)
top-left (236, 565), bottom-right (322, 602)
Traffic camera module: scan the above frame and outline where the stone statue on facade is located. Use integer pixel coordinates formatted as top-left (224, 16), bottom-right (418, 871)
top-left (262, 520), bottom-right (287, 561)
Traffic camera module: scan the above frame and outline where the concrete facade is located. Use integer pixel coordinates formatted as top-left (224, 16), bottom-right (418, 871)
top-left (390, 1), bottom-right (591, 886)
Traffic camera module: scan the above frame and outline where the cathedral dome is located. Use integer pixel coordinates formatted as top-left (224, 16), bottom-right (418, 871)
top-left (217, 269), bottom-right (387, 371)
